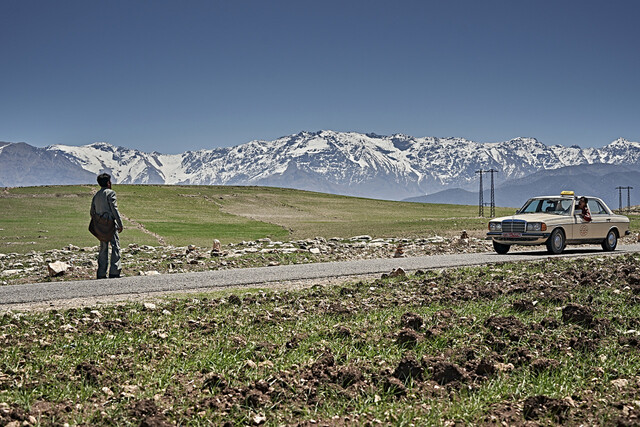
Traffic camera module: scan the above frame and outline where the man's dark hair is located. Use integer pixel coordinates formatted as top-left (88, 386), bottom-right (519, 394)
top-left (579, 196), bottom-right (588, 204)
top-left (97, 173), bottom-right (111, 188)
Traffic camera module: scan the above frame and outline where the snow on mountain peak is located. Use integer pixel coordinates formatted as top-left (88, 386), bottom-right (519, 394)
top-left (17, 131), bottom-right (638, 200)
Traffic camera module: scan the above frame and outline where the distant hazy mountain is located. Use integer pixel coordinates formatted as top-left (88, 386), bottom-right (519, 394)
top-left (1, 131), bottom-right (639, 202)
top-left (0, 142), bottom-right (95, 187)
top-left (405, 163), bottom-right (640, 209)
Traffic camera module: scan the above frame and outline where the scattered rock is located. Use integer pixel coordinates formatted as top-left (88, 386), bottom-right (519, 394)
top-left (138, 270), bottom-right (160, 276)
top-left (1, 269), bottom-right (22, 277)
top-left (47, 261), bottom-right (68, 277)
top-left (253, 414), bottom-right (267, 425)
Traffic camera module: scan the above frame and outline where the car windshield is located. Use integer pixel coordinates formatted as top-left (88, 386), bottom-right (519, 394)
top-left (519, 198), bottom-right (573, 215)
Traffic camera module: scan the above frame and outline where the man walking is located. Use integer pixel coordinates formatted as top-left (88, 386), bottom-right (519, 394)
top-left (90, 173), bottom-right (124, 278)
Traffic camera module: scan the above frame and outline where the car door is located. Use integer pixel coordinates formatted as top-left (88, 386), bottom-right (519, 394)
top-left (558, 199), bottom-right (574, 240)
top-left (587, 199), bottom-right (610, 239)
top-left (573, 201), bottom-right (592, 241)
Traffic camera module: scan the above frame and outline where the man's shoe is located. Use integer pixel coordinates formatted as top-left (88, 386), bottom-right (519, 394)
top-left (108, 274), bottom-right (121, 278)
top-left (97, 276), bottom-right (107, 279)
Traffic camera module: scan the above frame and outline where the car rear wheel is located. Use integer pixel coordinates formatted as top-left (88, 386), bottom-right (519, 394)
top-left (601, 229), bottom-right (618, 251)
top-left (493, 241), bottom-right (510, 254)
top-left (546, 228), bottom-right (566, 254)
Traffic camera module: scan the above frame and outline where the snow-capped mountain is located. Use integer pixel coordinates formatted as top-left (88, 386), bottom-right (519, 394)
top-left (2, 131), bottom-right (640, 200)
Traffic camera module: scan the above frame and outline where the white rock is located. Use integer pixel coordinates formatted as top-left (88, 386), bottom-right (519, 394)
top-left (47, 261), bottom-right (68, 277)
top-left (611, 378), bottom-right (629, 389)
top-left (368, 242), bottom-right (387, 247)
top-left (1, 269), bottom-right (22, 277)
top-left (428, 236), bottom-right (446, 243)
top-left (309, 248), bottom-right (321, 254)
top-left (138, 271), bottom-right (160, 276)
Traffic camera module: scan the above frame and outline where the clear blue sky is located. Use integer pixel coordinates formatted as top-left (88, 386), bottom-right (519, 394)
top-left (2, 0), bottom-right (639, 153)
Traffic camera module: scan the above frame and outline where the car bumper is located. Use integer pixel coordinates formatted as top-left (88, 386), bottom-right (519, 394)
top-left (487, 232), bottom-right (551, 245)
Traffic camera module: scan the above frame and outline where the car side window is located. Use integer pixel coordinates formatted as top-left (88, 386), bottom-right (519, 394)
top-left (589, 200), bottom-right (607, 215)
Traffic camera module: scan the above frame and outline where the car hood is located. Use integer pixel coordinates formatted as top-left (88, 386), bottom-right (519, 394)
top-left (490, 213), bottom-right (566, 223)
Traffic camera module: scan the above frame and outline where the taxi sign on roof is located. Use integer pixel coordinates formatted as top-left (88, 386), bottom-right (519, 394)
top-left (560, 191), bottom-right (575, 196)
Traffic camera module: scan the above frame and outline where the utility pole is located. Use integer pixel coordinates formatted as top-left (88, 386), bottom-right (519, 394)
top-left (617, 186), bottom-right (634, 212)
top-left (486, 168), bottom-right (499, 217)
top-left (616, 186), bottom-right (624, 212)
top-left (475, 170), bottom-right (484, 216)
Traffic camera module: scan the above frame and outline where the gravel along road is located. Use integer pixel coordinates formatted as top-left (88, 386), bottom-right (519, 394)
top-left (2, 244), bottom-right (640, 310)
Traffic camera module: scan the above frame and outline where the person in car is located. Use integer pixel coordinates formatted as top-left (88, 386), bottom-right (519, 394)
top-left (577, 196), bottom-right (592, 222)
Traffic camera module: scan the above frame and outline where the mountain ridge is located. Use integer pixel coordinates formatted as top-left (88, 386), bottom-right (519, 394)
top-left (1, 131), bottom-right (639, 202)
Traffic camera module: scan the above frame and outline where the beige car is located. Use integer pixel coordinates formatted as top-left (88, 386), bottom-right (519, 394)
top-left (487, 192), bottom-right (630, 254)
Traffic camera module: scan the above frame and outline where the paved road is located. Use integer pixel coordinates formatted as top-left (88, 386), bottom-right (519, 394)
top-left (2, 244), bottom-right (640, 308)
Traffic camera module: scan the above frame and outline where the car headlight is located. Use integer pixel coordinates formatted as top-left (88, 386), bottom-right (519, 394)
top-left (526, 222), bottom-right (547, 231)
top-left (489, 222), bottom-right (502, 231)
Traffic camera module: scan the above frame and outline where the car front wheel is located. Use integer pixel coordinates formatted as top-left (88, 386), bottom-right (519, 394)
top-left (602, 229), bottom-right (618, 251)
top-left (493, 241), bottom-right (510, 254)
top-left (546, 228), bottom-right (566, 254)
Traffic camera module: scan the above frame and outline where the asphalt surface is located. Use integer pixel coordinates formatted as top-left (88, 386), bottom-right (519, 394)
top-left (2, 243), bottom-right (640, 309)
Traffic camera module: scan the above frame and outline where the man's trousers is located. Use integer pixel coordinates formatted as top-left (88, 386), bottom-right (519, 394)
top-left (97, 231), bottom-right (121, 278)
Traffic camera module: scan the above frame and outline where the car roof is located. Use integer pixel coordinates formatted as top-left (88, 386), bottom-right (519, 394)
top-left (530, 195), bottom-right (600, 200)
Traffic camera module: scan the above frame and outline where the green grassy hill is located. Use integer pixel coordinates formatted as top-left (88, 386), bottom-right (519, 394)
top-left (0, 184), bottom-right (529, 253)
